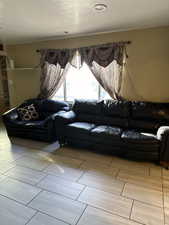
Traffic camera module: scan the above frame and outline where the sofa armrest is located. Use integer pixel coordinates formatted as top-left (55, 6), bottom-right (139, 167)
top-left (2, 108), bottom-right (18, 122)
top-left (157, 126), bottom-right (169, 168)
top-left (157, 126), bottom-right (169, 140)
top-left (42, 111), bottom-right (66, 125)
top-left (54, 110), bottom-right (76, 125)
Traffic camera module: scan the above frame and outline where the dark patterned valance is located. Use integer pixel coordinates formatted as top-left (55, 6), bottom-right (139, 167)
top-left (39, 49), bottom-right (76, 68)
top-left (79, 42), bottom-right (127, 67)
top-left (38, 41), bottom-right (130, 69)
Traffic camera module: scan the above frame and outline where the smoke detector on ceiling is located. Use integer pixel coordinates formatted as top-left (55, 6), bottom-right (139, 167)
top-left (94, 4), bottom-right (107, 12)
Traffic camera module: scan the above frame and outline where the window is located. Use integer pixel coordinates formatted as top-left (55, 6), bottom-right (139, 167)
top-left (53, 63), bottom-right (111, 102)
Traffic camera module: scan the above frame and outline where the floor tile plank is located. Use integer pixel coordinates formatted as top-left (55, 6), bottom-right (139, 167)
top-left (28, 191), bottom-right (86, 225)
top-left (27, 212), bottom-right (68, 225)
top-left (37, 174), bottom-right (84, 199)
top-left (117, 170), bottom-right (162, 191)
top-left (5, 166), bottom-right (47, 185)
top-left (0, 177), bottom-right (42, 204)
top-left (123, 183), bottom-right (163, 207)
top-left (78, 206), bottom-right (141, 225)
top-left (44, 164), bottom-right (84, 181)
top-left (131, 201), bottom-right (164, 225)
top-left (78, 172), bottom-right (124, 195)
top-left (0, 194), bottom-right (36, 225)
top-left (14, 156), bottom-right (51, 171)
top-left (78, 187), bottom-right (133, 218)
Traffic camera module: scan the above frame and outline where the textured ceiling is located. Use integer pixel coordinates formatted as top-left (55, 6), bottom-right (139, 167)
top-left (0, 0), bottom-right (169, 44)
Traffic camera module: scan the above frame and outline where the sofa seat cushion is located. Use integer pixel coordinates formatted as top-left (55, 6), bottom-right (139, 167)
top-left (91, 125), bottom-right (122, 144)
top-left (121, 130), bottom-right (159, 145)
top-left (66, 122), bottom-right (96, 138)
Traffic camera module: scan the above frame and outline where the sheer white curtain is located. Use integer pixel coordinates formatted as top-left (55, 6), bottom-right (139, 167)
top-left (90, 60), bottom-right (123, 99)
top-left (38, 49), bottom-right (76, 99)
top-left (39, 62), bottom-right (71, 99)
top-left (79, 43), bottom-right (127, 100)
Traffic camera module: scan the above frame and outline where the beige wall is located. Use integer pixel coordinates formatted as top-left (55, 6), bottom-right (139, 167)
top-left (7, 69), bottom-right (40, 107)
top-left (6, 26), bottom-right (169, 106)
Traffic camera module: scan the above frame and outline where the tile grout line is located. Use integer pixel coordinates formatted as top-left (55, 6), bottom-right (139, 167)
top-left (120, 181), bottom-right (126, 196)
top-left (148, 167), bottom-right (151, 176)
top-left (78, 159), bottom-right (87, 168)
top-left (129, 199), bottom-right (134, 220)
top-left (114, 168), bottom-right (121, 179)
top-left (0, 164), bottom-right (17, 175)
top-left (79, 203), bottom-right (145, 225)
top-left (0, 175), bottom-right (44, 190)
top-left (75, 204), bottom-right (88, 225)
top-left (0, 192), bottom-right (37, 208)
top-left (28, 209), bottom-right (71, 225)
top-left (24, 210), bottom-right (38, 225)
top-left (34, 173), bottom-right (49, 186)
top-left (75, 184), bottom-right (87, 201)
top-left (75, 170), bottom-right (86, 182)
top-left (33, 184), bottom-right (86, 201)
top-left (116, 177), bottom-right (163, 193)
top-left (2, 175), bottom-right (44, 187)
top-left (120, 182), bottom-right (164, 209)
top-left (11, 161), bottom-right (50, 173)
top-left (26, 189), bottom-right (44, 207)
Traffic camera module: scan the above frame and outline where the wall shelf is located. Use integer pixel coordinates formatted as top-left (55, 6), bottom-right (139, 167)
top-left (6, 67), bottom-right (40, 71)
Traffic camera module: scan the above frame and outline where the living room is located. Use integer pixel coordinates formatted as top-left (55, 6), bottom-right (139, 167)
top-left (0, 0), bottom-right (169, 225)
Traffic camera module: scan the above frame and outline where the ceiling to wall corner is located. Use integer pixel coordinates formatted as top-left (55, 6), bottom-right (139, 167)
top-left (0, 0), bottom-right (169, 44)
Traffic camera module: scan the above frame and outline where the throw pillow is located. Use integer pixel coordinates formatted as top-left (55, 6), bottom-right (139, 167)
top-left (17, 104), bottom-right (39, 121)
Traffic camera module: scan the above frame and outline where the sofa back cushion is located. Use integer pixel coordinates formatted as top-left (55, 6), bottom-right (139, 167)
top-left (18, 98), bottom-right (70, 119)
top-left (73, 99), bottom-right (129, 128)
top-left (19, 99), bottom-right (41, 108)
top-left (73, 99), bottom-right (102, 115)
top-left (130, 101), bottom-right (169, 133)
top-left (102, 100), bottom-right (130, 118)
top-left (131, 102), bottom-right (169, 121)
top-left (73, 100), bottom-right (102, 124)
top-left (39, 99), bottom-right (69, 111)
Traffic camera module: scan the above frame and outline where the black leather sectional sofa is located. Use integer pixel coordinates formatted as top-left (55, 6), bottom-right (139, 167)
top-left (3, 98), bottom-right (169, 166)
top-left (55, 99), bottom-right (169, 166)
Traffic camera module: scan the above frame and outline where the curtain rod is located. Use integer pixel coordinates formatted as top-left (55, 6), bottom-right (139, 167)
top-left (36, 41), bottom-right (131, 52)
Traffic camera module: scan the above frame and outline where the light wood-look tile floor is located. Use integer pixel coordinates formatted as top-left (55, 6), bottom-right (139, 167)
top-left (0, 121), bottom-right (168, 225)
